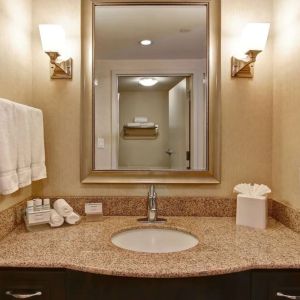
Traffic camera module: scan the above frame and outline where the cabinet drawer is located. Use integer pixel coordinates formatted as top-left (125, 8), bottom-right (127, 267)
top-left (252, 270), bottom-right (300, 300)
top-left (0, 269), bottom-right (66, 300)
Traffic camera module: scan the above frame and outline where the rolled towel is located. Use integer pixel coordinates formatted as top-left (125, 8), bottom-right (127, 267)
top-left (65, 212), bottom-right (81, 225)
top-left (53, 198), bottom-right (73, 217)
top-left (49, 209), bottom-right (64, 227)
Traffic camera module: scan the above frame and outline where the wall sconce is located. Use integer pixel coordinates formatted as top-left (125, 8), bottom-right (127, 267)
top-left (39, 24), bottom-right (72, 79)
top-left (231, 23), bottom-right (270, 78)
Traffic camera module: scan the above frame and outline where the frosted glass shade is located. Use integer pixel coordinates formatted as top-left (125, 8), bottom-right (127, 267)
top-left (39, 24), bottom-right (66, 53)
top-left (241, 23), bottom-right (270, 52)
top-left (139, 78), bottom-right (158, 87)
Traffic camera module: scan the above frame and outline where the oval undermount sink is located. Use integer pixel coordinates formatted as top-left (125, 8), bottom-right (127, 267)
top-left (111, 228), bottom-right (198, 253)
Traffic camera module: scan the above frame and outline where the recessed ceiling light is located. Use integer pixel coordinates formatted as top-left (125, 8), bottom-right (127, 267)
top-left (140, 39), bottom-right (152, 46)
top-left (139, 78), bottom-right (158, 87)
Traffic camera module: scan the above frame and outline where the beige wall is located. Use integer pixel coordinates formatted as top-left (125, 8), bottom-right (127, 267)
top-left (0, 0), bottom-right (33, 211)
top-left (3, 0), bottom-right (299, 211)
top-left (272, 0), bottom-right (300, 209)
top-left (30, 0), bottom-right (273, 198)
top-left (119, 91), bottom-right (169, 169)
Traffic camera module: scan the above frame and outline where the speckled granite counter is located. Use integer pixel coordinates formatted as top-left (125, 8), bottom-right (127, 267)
top-left (0, 217), bottom-right (299, 278)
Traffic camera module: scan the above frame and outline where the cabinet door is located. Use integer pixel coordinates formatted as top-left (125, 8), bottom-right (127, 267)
top-left (252, 270), bottom-right (300, 300)
top-left (67, 271), bottom-right (250, 300)
top-left (0, 269), bottom-right (66, 300)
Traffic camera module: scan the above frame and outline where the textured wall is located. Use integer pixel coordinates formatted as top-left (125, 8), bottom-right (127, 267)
top-left (0, 0), bottom-right (33, 211)
top-left (272, 0), bottom-right (300, 209)
top-left (31, 0), bottom-right (273, 198)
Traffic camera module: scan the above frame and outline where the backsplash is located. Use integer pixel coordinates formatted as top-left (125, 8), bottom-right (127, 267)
top-left (1, 196), bottom-right (299, 240)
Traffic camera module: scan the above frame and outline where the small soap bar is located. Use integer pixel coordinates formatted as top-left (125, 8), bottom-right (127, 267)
top-left (85, 203), bottom-right (103, 215)
top-left (236, 194), bottom-right (268, 229)
top-left (85, 203), bottom-right (103, 222)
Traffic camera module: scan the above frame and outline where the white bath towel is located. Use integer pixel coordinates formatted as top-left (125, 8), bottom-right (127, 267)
top-left (30, 108), bottom-right (47, 181)
top-left (65, 212), bottom-right (81, 225)
top-left (0, 98), bottom-right (19, 195)
top-left (49, 209), bottom-right (64, 227)
top-left (53, 198), bottom-right (73, 217)
top-left (15, 103), bottom-right (32, 188)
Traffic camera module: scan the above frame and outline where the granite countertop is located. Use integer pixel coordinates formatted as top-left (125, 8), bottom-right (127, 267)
top-left (0, 216), bottom-right (299, 278)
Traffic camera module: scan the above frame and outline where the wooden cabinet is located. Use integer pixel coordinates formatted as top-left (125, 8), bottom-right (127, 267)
top-left (0, 268), bottom-right (299, 300)
top-left (0, 269), bottom-right (66, 300)
top-left (251, 270), bottom-right (300, 300)
top-left (67, 270), bottom-right (250, 300)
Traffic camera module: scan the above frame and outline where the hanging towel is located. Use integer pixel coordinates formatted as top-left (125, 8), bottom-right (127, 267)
top-left (30, 108), bottom-right (47, 181)
top-left (0, 99), bottom-right (19, 195)
top-left (15, 103), bottom-right (32, 188)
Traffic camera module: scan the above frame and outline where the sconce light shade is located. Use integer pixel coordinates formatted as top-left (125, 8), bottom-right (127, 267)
top-left (231, 22), bottom-right (270, 78)
top-left (39, 24), bottom-right (72, 79)
top-left (39, 24), bottom-right (66, 53)
top-left (241, 23), bottom-right (270, 52)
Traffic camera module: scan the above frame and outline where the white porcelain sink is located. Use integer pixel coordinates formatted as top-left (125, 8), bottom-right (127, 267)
top-left (111, 228), bottom-right (198, 253)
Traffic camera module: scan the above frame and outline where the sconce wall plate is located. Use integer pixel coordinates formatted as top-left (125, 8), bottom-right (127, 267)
top-left (231, 50), bottom-right (261, 78)
top-left (46, 52), bottom-right (72, 79)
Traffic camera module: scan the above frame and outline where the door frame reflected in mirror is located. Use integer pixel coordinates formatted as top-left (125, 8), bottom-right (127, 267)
top-left (81, 0), bottom-right (221, 184)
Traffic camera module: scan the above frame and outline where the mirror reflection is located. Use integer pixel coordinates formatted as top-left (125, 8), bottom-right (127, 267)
top-left (94, 5), bottom-right (208, 171)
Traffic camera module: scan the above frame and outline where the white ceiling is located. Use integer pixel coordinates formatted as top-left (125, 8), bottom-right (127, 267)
top-left (118, 76), bottom-right (185, 92)
top-left (95, 5), bottom-right (207, 60)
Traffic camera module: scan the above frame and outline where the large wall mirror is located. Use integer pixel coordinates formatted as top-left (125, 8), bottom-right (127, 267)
top-left (81, 0), bottom-right (220, 184)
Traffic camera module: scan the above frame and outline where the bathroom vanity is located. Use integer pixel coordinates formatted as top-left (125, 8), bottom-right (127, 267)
top-left (0, 216), bottom-right (299, 299)
top-left (1, 268), bottom-right (300, 300)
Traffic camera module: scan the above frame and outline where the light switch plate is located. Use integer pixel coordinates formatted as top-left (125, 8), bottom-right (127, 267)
top-left (97, 137), bottom-right (105, 149)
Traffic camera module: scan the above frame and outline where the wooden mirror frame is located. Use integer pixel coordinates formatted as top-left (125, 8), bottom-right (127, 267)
top-left (81, 0), bottom-right (221, 184)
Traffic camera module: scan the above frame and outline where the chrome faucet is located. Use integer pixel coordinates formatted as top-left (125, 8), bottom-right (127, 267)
top-left (147, 184), bottom-right (157, 222)
top-left (138, 185), bottom-right (166, 223)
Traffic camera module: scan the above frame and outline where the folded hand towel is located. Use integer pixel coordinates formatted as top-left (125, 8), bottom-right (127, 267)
top-left (15, 103), bottom-right (32, 188)
top-left (140, 122), bottom-right (155, 128)
top-left (65, 212), bottom-right (81, 225)
top-left (30, 108), bottom-right (47, 181)
top-left (134, 117), bottom-right (148, 123)
top-left (126, 122), bottom-right (155, 128)
top-left (49, 209), bottom-right (64, 227)
top-left (53, 199), bottom-right (73, 217)
top-left (0, 98), bottom-right (19, 195)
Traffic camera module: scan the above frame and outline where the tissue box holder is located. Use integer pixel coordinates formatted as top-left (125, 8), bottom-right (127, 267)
top-left (236, 194), bottom-right (268, 229)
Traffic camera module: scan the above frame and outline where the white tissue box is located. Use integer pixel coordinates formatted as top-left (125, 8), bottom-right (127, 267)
top-left (236, 194), bottom-right (268, 229)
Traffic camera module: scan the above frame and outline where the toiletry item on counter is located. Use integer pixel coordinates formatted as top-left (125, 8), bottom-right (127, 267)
top-left (53, 198), bottom-right (73, 217)
top-left (33, 198), bottom-right (43, 211)
top-left (26, 200), bottom-right (34, 213)
top-left (85, 202), bottom-right (103, 222)
top-left (233, 183), bottom-right (271, 229)
top-left (43, 198), bottom-right (50, 210)
top-left (65, 212), bottom-right (81, 225)
top-left (49, 209), bottom-right (64, 227)
top-left (25, 198), bottom-right (51, 225)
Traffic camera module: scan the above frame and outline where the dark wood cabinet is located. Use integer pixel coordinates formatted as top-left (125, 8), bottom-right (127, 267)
top-left (0, 268), bottom-right (299, 300)
top-left (67, 270), bottom-right (250, 300)
top-left (252, 270), bottom-right (300, 300)
top-left (0, 269), bottom-right (66, 300)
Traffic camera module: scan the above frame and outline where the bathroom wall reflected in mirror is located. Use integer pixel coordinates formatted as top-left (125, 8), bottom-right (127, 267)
top-left (94, 4), bottom-right (208, 171)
